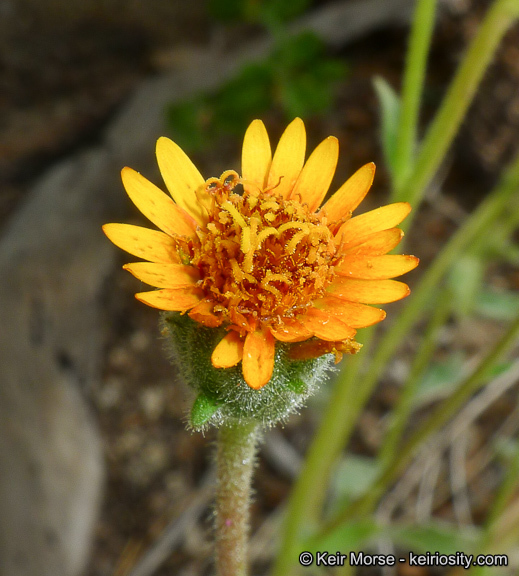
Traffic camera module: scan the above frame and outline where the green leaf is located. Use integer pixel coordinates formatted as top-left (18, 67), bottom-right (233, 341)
top-left (331, 455), bottom-right (379, 502)
top-left (208, 0), bottom-right (249, 22)
top-left (166, 98), bottom-right (209, 153)
top-left (391, 521), bottom-right (481, 555)
top-left (211, 62), bottom-right (273, 134)
top-left (272, 32), bottom-right (323, 69)
top-left (476, 288), bottom-right (519, 321)
top-left (373, 76), bottom-right (401, 177)
top-left (272, 33), bottom-right (346, 118)
top-left (260, 0), bottom-right (313, 26)
top-left (447, 254), bottom-right (485, 317)
top-left (308, 519), bottom-right (382, 552)
top-left (414, 352), bottom-right (466, 405)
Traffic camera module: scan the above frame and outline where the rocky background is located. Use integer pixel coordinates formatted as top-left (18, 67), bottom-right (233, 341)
top-left (0, 1), bottom-right (518, 575)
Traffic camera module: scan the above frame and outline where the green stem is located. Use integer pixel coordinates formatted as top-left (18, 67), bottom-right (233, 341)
top-left (392, 0), bottom-right (438, 196)
top-left (272, 329), bottom-right (373, 576)
top-left (400, 0), bottom-right (519, 226)
top-left (346, 150), bottom-right (519, 455)
top-left (322, 312), bottom-right (519, 532)
top-left (484, 429), bottom-right (519, 533)
top-left (272, 151), bottom-right (519, 576)
top-left (378, 286), bottom-right (452, 468)
top-left (215, 420), bottom-right (259, 576)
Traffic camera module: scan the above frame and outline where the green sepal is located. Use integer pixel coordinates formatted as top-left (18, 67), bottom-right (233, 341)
top-left (191, 393), bottom-right (221, 429)
top-left (161, 312), bottom-right (334, 430)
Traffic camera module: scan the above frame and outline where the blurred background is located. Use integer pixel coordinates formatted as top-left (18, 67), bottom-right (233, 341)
top-left (1, 0), bottom-right (518, 575)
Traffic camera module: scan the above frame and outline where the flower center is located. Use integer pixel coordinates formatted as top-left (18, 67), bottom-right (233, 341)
top-left (187, 172), bottom-right (340, 331)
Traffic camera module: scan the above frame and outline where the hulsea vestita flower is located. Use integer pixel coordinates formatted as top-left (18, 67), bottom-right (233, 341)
top-left (104, 118), bottom-right (418, 390)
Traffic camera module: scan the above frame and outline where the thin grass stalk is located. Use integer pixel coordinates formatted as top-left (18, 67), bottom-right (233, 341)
top-left (392, 0), bottom-right (438, 197)
top-left (272, 152), bottom-right (519, 576)
top-left (271, 329), bottom-right (374, 576)
top-left (341, 150), bottom-right (519, 465)
top-left (321, 312), bottom-right (519, 533)
top-left (378, 286), bottom-right (452, 468)
top-left (399, 0), bottom-right (519, 229)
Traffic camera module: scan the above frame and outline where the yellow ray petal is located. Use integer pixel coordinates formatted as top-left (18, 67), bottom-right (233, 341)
top-left (327, 278), bottom-right (411, 304)
top-left (242, 328), bottom-right (275, 389)
top-left (289, 338), bottom-right (361, 362)
top-left (267, 117), bottom-right (306, 199)
top-left (102, 223), bottom-right (180, 263)
top-left (290, 136), bottom-right (339, 211)
top-left (121, 167), bottom-right (197, 238)
top-left (156, 137), bottom-right (209, 225)
top-left (299, 308), bottom-right (356, 341)
top-left (270, 319), bottom-right (313, 342)
top-left (188, 299), bottom-right (223, 327)
top-left (335, 254), bottom-right (419, 279)
top-left (322, 162), bottom-right (375, 221)
top-left (336, 202), bottom-right (411, 245)
top-left (314, 297), bottom-right (386, 328)
top-left (242, 119), bottom-right (272, 194)
top-left (135, 287), bottom-right (202, 311)
top-left (211, 331), bottom-right (244, 368)
top-left (123, 262), bottom-right (199, 288)
top-left (341, 228), bottom-right (404, 257)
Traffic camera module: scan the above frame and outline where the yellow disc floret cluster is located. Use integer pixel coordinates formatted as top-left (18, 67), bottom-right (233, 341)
top-left (188, 170), bottom-right (341, 334)
top-left (103, 118), bottom-right (419, 389)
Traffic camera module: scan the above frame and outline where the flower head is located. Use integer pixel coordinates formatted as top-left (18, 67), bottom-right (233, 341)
top-left (104, 118), bottom-right (418, 390)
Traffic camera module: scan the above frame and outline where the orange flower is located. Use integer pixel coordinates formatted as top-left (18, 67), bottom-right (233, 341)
top-left (104, 118), bottom-right (418, 390)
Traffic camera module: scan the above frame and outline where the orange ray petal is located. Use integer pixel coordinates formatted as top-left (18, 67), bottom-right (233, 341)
top-left (242, 119), bottom-right (272, 194)
top-left (289, 338), bottom-right (361, 362)
top-left (188, 299), bottom-right (224, 327)
top-left (335, 254), bottom-right (419, 279)
top-left (242, 328), bottom-right (276, 389)
top-left (267, 117), bottom-right (306, 199)
top-left (270, 319), bottom-right (313, 342)
top-left (135, 287), bottom-right (202, 311)
top-left (340, 228), bottom-right (404, 257)
top-left (156, 137), bottom-right (210, 225)
top-left (327, 278), bottom-right (411, 304)
top-left (289, 136), bottom-right (339, 211)
top-left (102, 223), bottom-right (180, 263)
top-left (299, 308), bottom-right (356, 341)
top-left (121, 167), bottom-right (197, 238)
top-left (211, 331), bottom-right (244, 368)
top-left (322, 162), bottom-right (376, 221)
top-left (123, 262), bottom-right (199, 288)
top-left (336, 202), bottom-right (411, 245)
top-left (314, 297), bottom-right (386, 328)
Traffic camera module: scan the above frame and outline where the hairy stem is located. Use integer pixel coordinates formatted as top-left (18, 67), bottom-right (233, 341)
top-left (215, 420), bottom-right (259, 576)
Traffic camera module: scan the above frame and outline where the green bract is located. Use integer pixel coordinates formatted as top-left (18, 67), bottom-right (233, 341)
top-left (161, 312), bottom-right (334, 430)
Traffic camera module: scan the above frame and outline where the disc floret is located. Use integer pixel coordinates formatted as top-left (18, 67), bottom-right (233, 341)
top-left (187, 171), bottom-right (341, 336)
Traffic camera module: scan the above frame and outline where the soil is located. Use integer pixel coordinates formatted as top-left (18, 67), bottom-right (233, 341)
top-left (2, 1), bottom-right (518, 575)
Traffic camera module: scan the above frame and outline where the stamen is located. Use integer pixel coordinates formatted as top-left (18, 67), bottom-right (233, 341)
top-left (286, 231), bottom-right (307, 254)
top-left (191, 180), bottom-right (338, 333)
top-left (242, 251), bottom-right (254, 275)
top-left (230, 259), bottom-right (245, 282)
top-left (261, 200), bottom-right (280, 211)
top-left (278, 222), bottom-right (310, 234)
top-left (221, 201), bottom-right (247, 228)
top-left (241, 226), bottom-right (251, 254)
top-left (265, 272), bottom-right (290, 284)
top-left (256, 227), bottom-right (278, 248)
